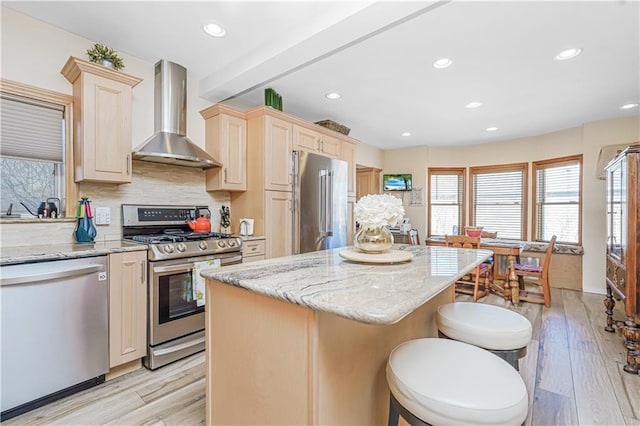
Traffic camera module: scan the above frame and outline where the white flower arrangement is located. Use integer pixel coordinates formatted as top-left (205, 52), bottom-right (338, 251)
top-left (354, 194), bottom-right (405, 230)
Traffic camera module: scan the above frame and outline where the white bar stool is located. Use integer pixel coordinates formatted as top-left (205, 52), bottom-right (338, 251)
top-left (436, 302), bottom-right (532, 370)
top-left (386, 338), bottom-right (528, 425)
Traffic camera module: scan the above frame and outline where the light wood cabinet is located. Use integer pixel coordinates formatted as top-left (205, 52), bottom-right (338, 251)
top-left (342, 141), bottom-right (357, 198)
top-left (604, 142), bottom-right (640, 374)
top-left (108, 250), bottom-right (147, 368)
top-left (356, 167), bottom-right (382, 200)
top-left (201, 105), bottom-right (247, 191)
top-left (242, 238), bottom-right (266, 263)
top-left (61, 57), bottom-right (142, 183)
top-left (231, 106), bottom-right (358, 260)
top-left (265, 191), bottom-right (293, 259)
top-left (293, 125), bottom-right (341, 158)
top-left (265, 115), bottom-right (293, 191)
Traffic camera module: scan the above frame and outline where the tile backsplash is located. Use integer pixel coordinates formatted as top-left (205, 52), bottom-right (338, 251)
top-left (0, 161), bottom-right (230, 247)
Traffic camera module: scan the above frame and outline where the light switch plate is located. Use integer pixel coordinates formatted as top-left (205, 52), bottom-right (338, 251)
top-left (95, 207), bottom-right (110, 225)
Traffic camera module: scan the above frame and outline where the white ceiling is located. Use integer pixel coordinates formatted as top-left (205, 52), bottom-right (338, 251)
top-left (4, 1), bottom-right (639, 149)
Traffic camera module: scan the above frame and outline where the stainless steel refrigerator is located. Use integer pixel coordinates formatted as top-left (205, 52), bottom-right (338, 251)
top-left (293, 151), bottom-right (347, 254)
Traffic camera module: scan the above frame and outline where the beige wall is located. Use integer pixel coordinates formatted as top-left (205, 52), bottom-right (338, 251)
top-left (0, 7), bottom-right (228, 246)
top-left (383, 116), bottom-right (639, 295)
top-left (355, 142), bottom-right (384, 169)
top-left (382, 146), bottom-right (428, 240)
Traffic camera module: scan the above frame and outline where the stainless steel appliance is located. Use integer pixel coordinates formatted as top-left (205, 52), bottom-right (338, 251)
top-left (133, 60), bottom-right (222, 169)
top-left (122, 204), bottom-right (242, 370)
top-left (1, 256), bottom-right (109, 421)
top-left (292, 151), bottom-right (348, 254)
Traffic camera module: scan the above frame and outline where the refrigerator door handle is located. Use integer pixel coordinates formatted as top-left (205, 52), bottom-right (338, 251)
top-left (319, 170), bottom-right (328, 236)
top-left (325, 170), bottom-right (334, 236)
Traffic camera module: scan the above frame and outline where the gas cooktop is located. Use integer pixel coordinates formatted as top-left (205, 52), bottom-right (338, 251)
top-left (128, 231), bottom-right (232, 244)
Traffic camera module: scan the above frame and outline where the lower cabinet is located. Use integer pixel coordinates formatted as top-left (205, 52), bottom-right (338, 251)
top-left (242, 239), bottom-right (266, 263)
top-left (108, 250), bottom-right (147, 368)
top-left (265, 190), bottom-right (293, 259)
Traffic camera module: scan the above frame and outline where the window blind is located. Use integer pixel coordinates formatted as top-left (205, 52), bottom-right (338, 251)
top-left (0, 94), bottom-right (64, 162)
top-left (429, 170), bottom-right (463, 236)
top-left (472, 169), bottom-right (524, 239)
top-left (535, 160), bottom-right (581, 243)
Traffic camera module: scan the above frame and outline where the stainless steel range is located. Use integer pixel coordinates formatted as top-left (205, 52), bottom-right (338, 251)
top-left (122, 204), bottom-right (242, 370)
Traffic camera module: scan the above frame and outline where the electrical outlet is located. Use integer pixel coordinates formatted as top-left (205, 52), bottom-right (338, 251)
top-left (95, 207), bottom-right (111, 225)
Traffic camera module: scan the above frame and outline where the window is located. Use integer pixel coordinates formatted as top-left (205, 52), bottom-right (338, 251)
top-left (428, 168), bottom-right (465, 236)
top-left (470, 163), bottom-right (528, 240)
top-left (533, 155), bottom-right (582, 244)
top-left (0, 80), bottom-right (74, 217)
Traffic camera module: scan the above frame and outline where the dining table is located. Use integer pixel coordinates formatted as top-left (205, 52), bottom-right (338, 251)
top-left (425, 237), bottom-right (526, 305)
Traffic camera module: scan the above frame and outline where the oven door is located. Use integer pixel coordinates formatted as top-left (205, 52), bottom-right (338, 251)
top-left (148, 252), bottom-right (242, 346)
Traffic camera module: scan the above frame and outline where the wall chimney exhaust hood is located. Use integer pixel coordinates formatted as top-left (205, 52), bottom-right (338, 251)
top-left (133, 60), bottom-right (221, 169)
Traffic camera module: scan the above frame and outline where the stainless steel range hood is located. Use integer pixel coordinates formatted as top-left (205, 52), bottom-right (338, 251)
top-left (133, 60), bottom-right (221, 169)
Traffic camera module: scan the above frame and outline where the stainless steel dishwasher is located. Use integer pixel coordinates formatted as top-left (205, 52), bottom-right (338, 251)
top-left (0, 255), bottom-right (109, 421)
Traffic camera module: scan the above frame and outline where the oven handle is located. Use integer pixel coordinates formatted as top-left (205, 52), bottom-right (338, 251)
top-left (152, 255), bottom-right (243, 274)
top-left (152, 263), bottom-right (193, 274)
top-left (152, 336), bottom-right (205, 356)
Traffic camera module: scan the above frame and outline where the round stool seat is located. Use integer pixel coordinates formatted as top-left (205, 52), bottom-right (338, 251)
top-left (437, 302), bottom-right (532, 350)
top-left (387, 338), bottom-right (528, 425)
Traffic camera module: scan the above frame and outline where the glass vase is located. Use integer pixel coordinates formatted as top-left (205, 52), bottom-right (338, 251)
top-left (354, 226), bottom-right (393, 253)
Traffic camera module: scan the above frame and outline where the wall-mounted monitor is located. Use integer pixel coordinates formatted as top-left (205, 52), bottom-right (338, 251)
top-left (383, 174), bottom-right (412, 191)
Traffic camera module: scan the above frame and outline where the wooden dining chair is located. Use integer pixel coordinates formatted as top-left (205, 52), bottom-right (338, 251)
top-left (514, 235), bottom-right (556, 307)
top-left (407, 229), bottom-right (420, 245)
top-left (444, 235), bottom-right (492, 301)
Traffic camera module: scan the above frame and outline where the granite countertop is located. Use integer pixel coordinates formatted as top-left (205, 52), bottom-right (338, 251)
top-left (201, 245), bottom-right (492, 325)
top-left (239, 235), bottom-right (265, 241)
top-left (0, 240), bottom-right (148, 266)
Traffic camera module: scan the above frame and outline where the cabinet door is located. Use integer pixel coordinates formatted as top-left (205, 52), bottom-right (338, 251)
top-left (293, 125), bottom-right (320, 153)
top-left (265, 191), bottom-right (292, 258)
top-left (206, 114), bottom-right (247, 191)
top-left (264, 116), bottom-right (293, 191)
top-left (79, 73), bottom-right (133, 183)
top-left (109, 251), bottom-right (147, 368)
top-left (318, 135), bottom-right (340, 158)
top-left (342, 141), bottom-right (356, 198)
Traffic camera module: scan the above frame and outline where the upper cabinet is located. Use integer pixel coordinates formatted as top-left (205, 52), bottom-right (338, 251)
top-left (61, 57), bottom-right (142, 183)
top-left (341, 140), bottom-right (357, 198)
top-left (264, 114), bottom-right (293, 191)
top-left (356, 167), bottom-right (382, 200)
top-left (293, 125), bottom-right (340, 158)
top-left (201, 105), bottom-right (247, 191)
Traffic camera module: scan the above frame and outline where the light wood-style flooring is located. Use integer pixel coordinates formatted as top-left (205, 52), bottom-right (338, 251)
top-left (5, 289), bottom-right (640, 425)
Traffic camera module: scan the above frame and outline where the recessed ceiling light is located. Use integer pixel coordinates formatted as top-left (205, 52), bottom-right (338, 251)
top-left (620, 103), bottom-right (639, 110)
top-left (401, 132), bottom-right (411, 137)
top-left (433, 58), bottom-right (453, 69)
top-left (554, 48), bottom-right (582, 61)
top-left (204, 22), bottom-right (226, 37)
top-left (465, 101), bottom-right (483, 109)
top-left (485, 127), bottom-right (498, 132)
top-left (325, 92), bottom-right (341, 100)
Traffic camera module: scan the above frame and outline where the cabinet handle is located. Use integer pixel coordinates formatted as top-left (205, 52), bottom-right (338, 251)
top-left (141, 260), bottom-right (146, 283)
top-left (317, 140), bottom-right (321, 151)
top-left (321, 140), bottom-right (324, 152)
top-left (224, 168), bottom-right (228, 183)
top-left (126, 154), bottom-right (131, 175)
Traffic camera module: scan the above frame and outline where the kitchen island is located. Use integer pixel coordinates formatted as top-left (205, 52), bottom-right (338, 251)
top-left (202, 245), bottom-right (492, 425)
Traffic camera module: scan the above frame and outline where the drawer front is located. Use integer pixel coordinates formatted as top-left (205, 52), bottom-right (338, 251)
top-left (243, 254), bottom-right (266, 263)
top-left (243, 240), bottom-right (266, 257)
